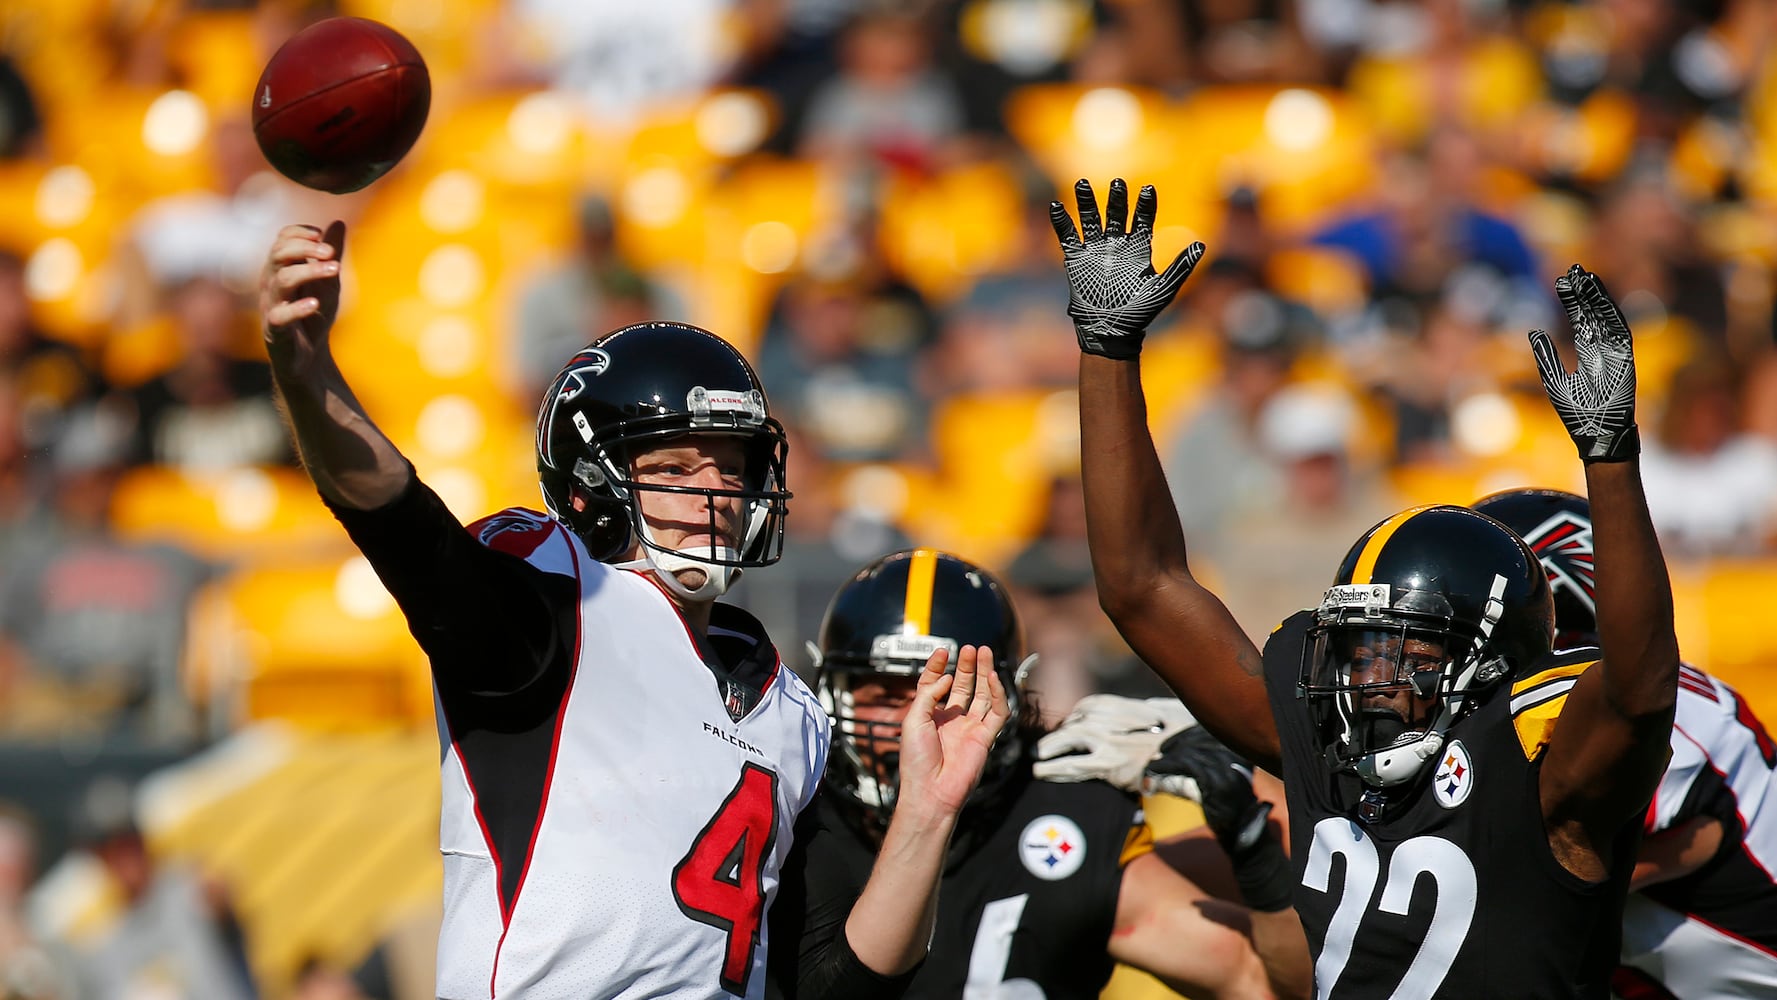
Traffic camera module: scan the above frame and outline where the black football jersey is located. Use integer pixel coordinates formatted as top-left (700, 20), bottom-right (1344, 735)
top-left (1264, 610), bottom-right (1643, 1000)
top-left (792, 770), bottom-right (1145, 999)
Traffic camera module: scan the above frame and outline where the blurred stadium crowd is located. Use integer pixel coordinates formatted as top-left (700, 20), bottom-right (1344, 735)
top-left (0, 0), bottom-right (1776, 995)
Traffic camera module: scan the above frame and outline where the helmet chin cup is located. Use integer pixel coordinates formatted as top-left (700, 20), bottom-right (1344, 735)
top-left (1354, 729), bottom-right (1446, 787)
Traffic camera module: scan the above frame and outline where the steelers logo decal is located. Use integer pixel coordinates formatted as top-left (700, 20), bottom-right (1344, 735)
top-left (1433, 740), bottom-right (1475, 809)
top-left (1019, 815), bottom-right (1087, 881)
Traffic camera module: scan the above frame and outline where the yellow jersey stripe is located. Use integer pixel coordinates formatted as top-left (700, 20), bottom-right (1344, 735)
top-left (1351, 505), bottom-right (1436, 584)
top-left (902, 547), bottom-right (939, 635)
top-left (1119, 820), bottom-right (1156, 865)
top-left (1511, 660), bottom-right (1592, 696)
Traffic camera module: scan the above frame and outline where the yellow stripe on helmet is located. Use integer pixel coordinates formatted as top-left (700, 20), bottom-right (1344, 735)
top-left (902, 547), bottom-right (939, 635)
top-left (1351, 505), bottom-right (1438, 584)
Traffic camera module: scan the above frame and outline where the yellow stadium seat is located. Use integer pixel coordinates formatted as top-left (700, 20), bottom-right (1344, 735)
top-left (875, 160), bottom-right (1027, 305)
top-left (1672, 559), bottom-right (1777, 719)
top-left (920, 389), bottom-right (1070, 563)
top-left (1170, 85), bottom-right (1378, 231)
top-left (166, 10), bottom-right (264, 113)
top-left (109, 466), bottom-right (350, 564)
top-left (192, 558), bottom-right (434, 731)
top-left (1003, 84), bottom-right (1183, 197)
top-left (51, 86), bottom-right (220, 202)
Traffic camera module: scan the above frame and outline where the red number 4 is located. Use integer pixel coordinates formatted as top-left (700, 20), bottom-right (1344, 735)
top-left (673, 762), bottom-right (780, 996)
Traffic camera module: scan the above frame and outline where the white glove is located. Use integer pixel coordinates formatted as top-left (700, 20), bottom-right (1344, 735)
top-left (1032, 694), bottom-right (1197, 793)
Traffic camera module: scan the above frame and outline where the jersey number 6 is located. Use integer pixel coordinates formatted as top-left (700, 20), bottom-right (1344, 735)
top-left (674, 762), bottom-right (780, 996)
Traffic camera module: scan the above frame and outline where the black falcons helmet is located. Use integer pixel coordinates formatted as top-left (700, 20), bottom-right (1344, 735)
top-left (815, 548), bottom-right (1030, 832)
top-left (535, 321), bottom-right (790, 564)
top-left (1302, 504), bottom-right (1555, 790)
top-left (1472, 488), bottom-right (1598, 648)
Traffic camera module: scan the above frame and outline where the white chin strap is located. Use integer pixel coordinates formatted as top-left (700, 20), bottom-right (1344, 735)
top-left (1356, 728), bottom-right (1446, 787)
top-left (616, 547), bottom-right (742, 602)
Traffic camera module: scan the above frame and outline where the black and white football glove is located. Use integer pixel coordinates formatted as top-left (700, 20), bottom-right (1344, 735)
top-left (1142, 726), bottom-right (1271, 854)
top-left (1050, 178), bottom-right (1204, 360)
top-left (1529, 264), bottom-right (1640, 464)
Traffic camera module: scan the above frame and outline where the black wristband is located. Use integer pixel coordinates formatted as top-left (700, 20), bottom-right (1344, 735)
top-left (1580, 424), bottom-right (1640, 464)
top-left (1228, 831), bottom-right (1294, 913)
top-left (1076, 326), bottom-right (1144, 360)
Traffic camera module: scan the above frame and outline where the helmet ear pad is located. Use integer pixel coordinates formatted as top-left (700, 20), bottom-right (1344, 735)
top-left (561, 484), bottom-right (632, 562)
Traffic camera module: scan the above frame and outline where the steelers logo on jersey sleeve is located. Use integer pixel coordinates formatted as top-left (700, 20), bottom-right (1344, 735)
top-left (1019, 815), bottom-right (1088, 880)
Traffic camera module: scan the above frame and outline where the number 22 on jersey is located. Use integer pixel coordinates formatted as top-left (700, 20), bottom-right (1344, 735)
top-left (1302, 817), bottom-right (1477, 1000)
top-left (674, 763), bottom-right (780, 996)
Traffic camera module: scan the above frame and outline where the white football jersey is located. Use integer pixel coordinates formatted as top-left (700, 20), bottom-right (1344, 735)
top-left (1618, 663), bottom-right (1777, 997)
top-left (434, 508), bottom-right (829, 999)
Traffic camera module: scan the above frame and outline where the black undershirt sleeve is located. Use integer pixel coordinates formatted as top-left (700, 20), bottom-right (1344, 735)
top-left (323, 472), bottom-right (576, 700)
top-left (768, 795), bottom-right (921, 1000)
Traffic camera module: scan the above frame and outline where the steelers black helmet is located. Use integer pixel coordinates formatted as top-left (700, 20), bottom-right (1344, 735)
top-left (1302, 504), bottom-right (1555, 789)
top-left (535, 322), bottom-right (790, 572)
top-left (1472, 488), bottom-right (1597, 648)
top-left (814, 548), bottom-right (1031, 831)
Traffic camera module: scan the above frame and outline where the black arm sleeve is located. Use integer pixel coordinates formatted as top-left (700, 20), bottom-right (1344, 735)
top-left (324, 472), bottom-right (576, 699)
top-left (767, 795), bottom-right (922, 1000)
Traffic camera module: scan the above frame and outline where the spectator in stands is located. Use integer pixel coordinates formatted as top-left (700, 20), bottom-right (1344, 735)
top-left (120, 275), bottom-right (293, 471)
top-left (0, 252), bottom-right (106, 458)
top-left (1640, 351), bottom-right (1777, 556)
top-left (0, 405), bottom-right (210, 742)
top-left (1005, 473), bottom-right (1168, 721)
top-left (510, 193), bottom-right (678, 402)
top-left (1311, 126), bottom-right (1539, 306)
top-left (1584, 160), bottom-right (1727, 342)
top-left (58, 778), bottom-right (256, 1000)
top-left (1163, 267), bottom-right (1304, 547)
top-left (796, 6), bottom-right (970, 176)
top-left (0, 56), bottom-right (43, 161)
top-left (0, 804), bottom-right (72, 999)
top-left (754, 222), bottom-right (936, 463)
top-left (1211, 383), bottom-right (1402, 640)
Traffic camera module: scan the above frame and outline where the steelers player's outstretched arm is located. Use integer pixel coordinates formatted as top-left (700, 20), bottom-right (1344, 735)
top-left (260, 221), bottom-right (412, 508)
top-left (1528, 266), bottom-right (1680, 881)
top-left (1052, 178), bottom-right (1280, 771)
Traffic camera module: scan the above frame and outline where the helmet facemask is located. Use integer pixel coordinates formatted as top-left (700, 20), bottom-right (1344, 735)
top-left (545, 391), bottom-right (791, 599)
top-left (815, 633), bottom-right (1030, 837)
top-left (1302, 580), bottom-right (1512, 790)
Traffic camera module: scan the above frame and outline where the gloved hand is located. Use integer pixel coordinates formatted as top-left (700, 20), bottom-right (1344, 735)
top-left (1141, 726), bottom-right (1270, 853)
top-left (1049, 178), bottom-right (1205, 360)
top-left (1032, 694), bottom-right (1197, 792)
top-left (1529, 264), bottom-right (1639, 464)
top-left (1144, 726), bottom-right (1294, 912)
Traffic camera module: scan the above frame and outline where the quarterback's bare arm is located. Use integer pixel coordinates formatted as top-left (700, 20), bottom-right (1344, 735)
top-left (260, 221), bottom-right (413, 509)
top-left (1053, 178), bottom-right (1280, 771)
top-left (1528, 266), bottom-right (1680, 881)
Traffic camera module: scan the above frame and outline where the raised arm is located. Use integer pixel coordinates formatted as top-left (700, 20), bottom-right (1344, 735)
top-left (1528, 265), bottom-right (1680, 879)
top-left (1053, 178), bottom-right (1279, 769)
top-left (259, 221), bottom-right (412, 509)
top-left (836, 645), bottom-right (1010, 982)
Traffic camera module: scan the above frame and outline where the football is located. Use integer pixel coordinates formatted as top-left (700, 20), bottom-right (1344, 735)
top-left (251, 17), bottom-right (431, 194)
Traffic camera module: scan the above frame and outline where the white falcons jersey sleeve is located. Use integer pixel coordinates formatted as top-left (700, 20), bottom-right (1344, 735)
top-left (1619, 663), bottom-right (1777, 997)
top-left (433, 508), bottom-right (829, 1000)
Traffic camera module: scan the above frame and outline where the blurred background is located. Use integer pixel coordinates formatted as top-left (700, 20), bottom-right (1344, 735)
top-left (1, 0), bottom-right (1775, 995)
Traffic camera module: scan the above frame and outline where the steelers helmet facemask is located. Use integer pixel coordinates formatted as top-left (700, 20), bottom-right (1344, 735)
top-left (812, 549), bottom-right (1036, 833)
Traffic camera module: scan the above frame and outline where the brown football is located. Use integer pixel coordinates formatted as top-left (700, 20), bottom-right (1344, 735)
top-left (251, 17), bottom-right (430, 194)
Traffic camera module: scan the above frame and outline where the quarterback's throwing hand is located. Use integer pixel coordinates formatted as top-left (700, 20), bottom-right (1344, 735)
top-left (1032, 694), bottom-right (1197, 792)
top-left (260, 221), bottom-right (347, 377)
top-left (896, 645), bottom-right (1012, 821)
top-left (1529, 264), bottom-right (1639, 463)
top-left (1050, 178), bottom-right (1204, 360)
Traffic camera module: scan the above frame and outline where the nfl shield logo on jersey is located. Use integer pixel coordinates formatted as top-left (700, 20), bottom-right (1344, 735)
top-left (1433, 740), bottom-right (1475, 809)
top-left (1019, 815), bottom-right (1087, 881)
